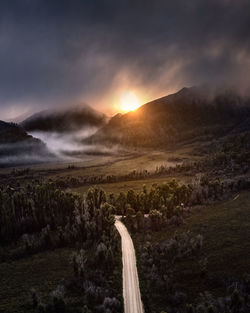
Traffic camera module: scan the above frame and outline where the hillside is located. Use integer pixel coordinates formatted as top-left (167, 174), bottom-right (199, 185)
top-left (21, 105), bottom-right (108, 133)
top-left (0, 121), bottom-right (55, 166)
top-left (89, 86), bottom-right (250, 148)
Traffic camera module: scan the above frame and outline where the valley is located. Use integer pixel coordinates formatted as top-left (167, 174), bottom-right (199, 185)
top-left (0, 87), bottom-right (249, 313)
top-left (2, 1), bottom-right (250, 312)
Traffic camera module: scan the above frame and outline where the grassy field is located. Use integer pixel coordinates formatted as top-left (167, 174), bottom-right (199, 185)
top-left (0, 242), bottom-right (123, 313)
top-left (0, 248), bottom-right (73, 313)
top-left (134, 190), bottom-right (250, 310)
top-left (0, 145), bottom-right (200, 179)
top-left (71, 174), bottom-right (191, 195)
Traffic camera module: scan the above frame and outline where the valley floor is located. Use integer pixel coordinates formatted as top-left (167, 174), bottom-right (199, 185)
top-left (0, 140), bottom-right (249, 313)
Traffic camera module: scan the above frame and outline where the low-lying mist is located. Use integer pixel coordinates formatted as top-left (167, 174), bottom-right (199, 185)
top-left (0, 141), bottom-right (56, 167)
top-left (30, 128), bottom-right (124, 161)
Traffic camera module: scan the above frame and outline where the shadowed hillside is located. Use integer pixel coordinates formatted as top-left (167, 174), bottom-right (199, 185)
top-left (0, 121), bottom-right (55, 167)
top-left (21, 105), bottom-right (108, 133)
top-left (89, 86), bottom-right (250, 148)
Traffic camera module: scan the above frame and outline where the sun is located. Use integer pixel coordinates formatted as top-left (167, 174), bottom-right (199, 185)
top-left (120, 91), bottom-right (141, 112)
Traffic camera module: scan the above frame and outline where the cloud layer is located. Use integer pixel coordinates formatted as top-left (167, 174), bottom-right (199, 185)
top-left (1, 0), bottom-right (250, 119)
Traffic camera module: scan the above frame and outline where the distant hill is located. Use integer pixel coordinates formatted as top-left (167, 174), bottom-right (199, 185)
top-left (88, 86), bottom-right (250, 148)
top-left (0, 121), bottom-right (55, 166)
top-left (0, 120), bottom-right (31, 143)
top-left (21, 105), bottom-right (108, 133)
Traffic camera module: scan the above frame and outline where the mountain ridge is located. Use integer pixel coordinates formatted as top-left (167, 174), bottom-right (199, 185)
top-left (21, 104), bottom-right (108, 133)
top-left (88, 86), bottom-right (250, 148)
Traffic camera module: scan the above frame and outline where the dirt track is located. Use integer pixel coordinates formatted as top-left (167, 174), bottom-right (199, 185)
top-left (115, 219), bottom-right (144, 313)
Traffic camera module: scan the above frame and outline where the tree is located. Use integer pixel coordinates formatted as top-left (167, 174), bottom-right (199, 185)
top-left (149, 209), bottom-right (162, 231)
top-left (136, 211), bottom-right (144, 231)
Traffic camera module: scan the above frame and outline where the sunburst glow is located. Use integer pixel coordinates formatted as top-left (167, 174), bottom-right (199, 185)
top-left (120, 91), bottom-right (141, 112)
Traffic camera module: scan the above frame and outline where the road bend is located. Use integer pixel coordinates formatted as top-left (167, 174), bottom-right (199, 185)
top-left (115, 219), bottom-right (144, 313)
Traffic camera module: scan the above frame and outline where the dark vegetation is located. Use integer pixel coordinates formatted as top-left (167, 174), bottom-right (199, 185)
top-left (1, 171), bottom-right (249, 312)
top-left (0, 121), bottom-right (30, 143)
top-left (0, 183), bottom-right (122, 313)
top-left (118, 178), bottom-right (250, 313)
top-left (131, 191), bottom-right (250, 313)
top-left (110, 176), bottom-right (250, 313)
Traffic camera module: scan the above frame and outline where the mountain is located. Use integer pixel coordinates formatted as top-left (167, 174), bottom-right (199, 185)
top-left (21, 105), bottom-right (108, 133)
top-left (0, 121), bottom-right (55, 166)
top-left (89, 86), bottom-right (250, 148)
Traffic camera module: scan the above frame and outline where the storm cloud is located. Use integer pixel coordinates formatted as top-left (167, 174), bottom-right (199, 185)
top-left (1, 0), bottom-right (250, 119)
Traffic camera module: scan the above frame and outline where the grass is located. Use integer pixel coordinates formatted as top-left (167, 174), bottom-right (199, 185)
top-left (51, 148), bottom-right (199, 178)
top-left (0, 243), bottom-right (123, 313)
top-left (133, 190), bottom-right (250, 311)
top-left (177, 191), bottom-right (250, 283)
top-left (0, 145), bottom-right (199, 179)
top-left (0, 248), bottom-right (73, 313)
top-left (71, 174), bottom-right (190, 195)
top-left (0, 233), bottom-right (123, 313)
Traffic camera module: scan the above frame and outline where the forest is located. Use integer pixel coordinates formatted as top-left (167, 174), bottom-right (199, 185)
top-left (0, 183), bottom-right (122, 312)
top-left (1, 159), bottom-right (250, 313)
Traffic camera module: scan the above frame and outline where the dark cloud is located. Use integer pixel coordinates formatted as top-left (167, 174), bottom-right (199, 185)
top-left (1, 0), bottom-right (250, 119)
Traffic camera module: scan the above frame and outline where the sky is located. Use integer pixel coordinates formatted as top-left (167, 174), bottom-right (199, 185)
top-left (1, 0), bottom-right (250, 120)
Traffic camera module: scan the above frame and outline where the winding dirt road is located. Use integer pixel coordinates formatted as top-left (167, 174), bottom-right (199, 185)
top-left (115, 219), bottom-right (144, 313)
